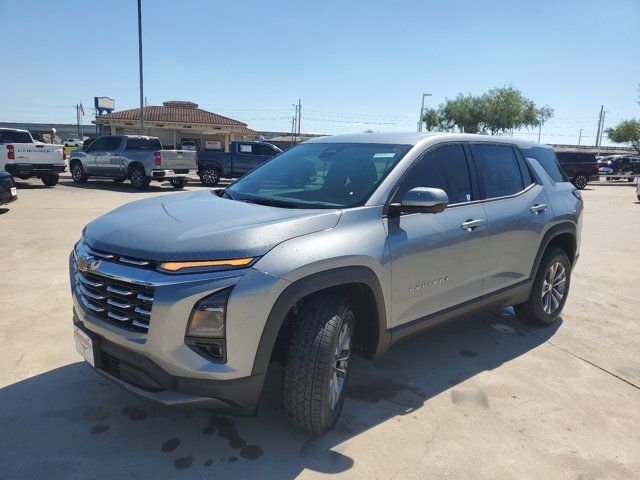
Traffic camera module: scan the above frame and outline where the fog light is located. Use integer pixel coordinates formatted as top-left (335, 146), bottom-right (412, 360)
top-left (186, 287), bottom-right (231, 338)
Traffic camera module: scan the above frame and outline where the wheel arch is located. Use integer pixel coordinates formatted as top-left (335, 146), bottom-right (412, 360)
top-left (127, 161), bottom-right (145, 176)
top-left (250, 266), bottom-right (390, 376)
top-left (530, 222), bottom-right (577, 279)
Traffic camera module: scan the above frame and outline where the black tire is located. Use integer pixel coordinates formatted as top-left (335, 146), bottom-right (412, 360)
top-left (41, 173), bottom-right (59, 187)
top-left (70, 161), bottom-right (88, 184)
top-left (200, 167), bottom-right (220, 186)
top-left (129, 166), bottom-right (150, 190)
top-left (573, 174), bottom-right (588, 190)
top-left (515, 248), bottom-right (571, 326)
top-left (283, 294), bottom-right (355, 434)
top-left (169, 177), bottom-right (187, 189)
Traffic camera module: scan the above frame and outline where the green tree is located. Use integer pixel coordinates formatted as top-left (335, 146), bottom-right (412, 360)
top-left (606, 119), bottom-right (640, 154)
top-left (422, 86), bottom-right (553, 135)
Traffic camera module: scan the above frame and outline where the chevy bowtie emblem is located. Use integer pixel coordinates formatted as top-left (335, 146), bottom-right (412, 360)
top-left (77, 254), bottom-right (101, 272)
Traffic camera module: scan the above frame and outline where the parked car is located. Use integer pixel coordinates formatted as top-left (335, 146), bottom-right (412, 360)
top-left (0, 171), bottom-right (18, 206)
top-left (68, 135), bottom-right (197, 190)
top-left (0, 127), bottom-right (66, 186)
top-left (64, 138), bottom-right (84, 147)
top-left (71, 132), bottom-right (582, 433)
top-left (599, 156), bottom-right (640, 181)
top-left (180, 141), bottom-right (198, 151)
top-left (554, 151), bottom-right (599, 189)
top-left (198, 141), bottom-right (281, 186)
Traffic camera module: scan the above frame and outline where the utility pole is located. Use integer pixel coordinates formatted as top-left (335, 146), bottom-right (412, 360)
top-left (595, 105), bottom-right (604, 148)
top-left (297, 99), bottom-right (301, 138)
top-left (417, 93), bottom-right (432, 132)
top-left (137, 0), bottom-right (145, 135)
top-left (76, 104), bottom-right (81, 138)
top-left (291, 103), bottom-right (298, 143)
top-left (600, 110), bottom-right (608, 148)
top-left (290, 116), bottom-right (296, 147)
top-left (578, 128), bottom-right (583, 147)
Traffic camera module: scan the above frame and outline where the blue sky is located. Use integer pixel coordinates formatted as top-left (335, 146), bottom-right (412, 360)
top-left (0, 0), bottom-right (638, 146)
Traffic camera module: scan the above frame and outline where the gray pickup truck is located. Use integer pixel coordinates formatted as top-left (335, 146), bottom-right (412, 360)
top-left (68, 135), bottom-right (197, 190)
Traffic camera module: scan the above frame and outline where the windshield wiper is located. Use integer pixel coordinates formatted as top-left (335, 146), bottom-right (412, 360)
top-left (243, 196), bottom-right (299, 208)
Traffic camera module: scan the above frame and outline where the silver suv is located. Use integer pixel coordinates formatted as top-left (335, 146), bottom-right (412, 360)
top-left (70, 132), bottom-right (582, 433)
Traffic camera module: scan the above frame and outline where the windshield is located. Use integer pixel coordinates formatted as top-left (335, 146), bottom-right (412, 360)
top-left (226, 142), bottom-right (411, 208)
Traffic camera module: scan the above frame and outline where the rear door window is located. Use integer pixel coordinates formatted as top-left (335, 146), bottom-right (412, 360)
top-left (520, 146), bottom-right (569, 182)
top-left (106, 137), bottom-right (122, 151)
top-left (238, 144), bottom-right (254, 154)
top-left (470, 144), bottom-right (524, 199)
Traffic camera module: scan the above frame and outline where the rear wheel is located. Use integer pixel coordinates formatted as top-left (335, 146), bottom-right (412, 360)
top-left (129, 166), bottom-right (150, 190)
top-left (41, 173), bottom-right (59, 187)
top-left (200, 167), bottom-right (220, 186)
top-left (283, 294), bottom-right (354, 434)
top-left (515, 248), bottom-right (571, 326)
top-left (573, 174), bottom-right (588, 190)
top-left (169, 177), bottom-right (187, 189)
top-left (70, 162), bottom-right (88, 183)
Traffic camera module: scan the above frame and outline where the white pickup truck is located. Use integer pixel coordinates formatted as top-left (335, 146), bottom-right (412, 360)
top-left (0, 128), bottom-right (66, 186)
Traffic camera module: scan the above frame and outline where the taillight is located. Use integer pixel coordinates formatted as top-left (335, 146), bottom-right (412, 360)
top-left (154, 151), bottom-right (161, 166)
top-left (7, 144), bottom-right (15, 160)
top-left (195, 151), bottom-right (199, 167)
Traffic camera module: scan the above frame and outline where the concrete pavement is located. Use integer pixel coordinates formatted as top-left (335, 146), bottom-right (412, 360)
top-left (1, 176), bottom-right (638, 479)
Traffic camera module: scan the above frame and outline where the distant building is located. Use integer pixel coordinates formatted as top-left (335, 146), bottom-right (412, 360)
top-left (93, 101), bottom-right (260, 151)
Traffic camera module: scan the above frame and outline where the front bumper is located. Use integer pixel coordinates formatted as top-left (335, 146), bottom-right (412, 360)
top-left (70, 240), bottom-right (288, 411)
top-left (74, 317), bottom-right (264, 413)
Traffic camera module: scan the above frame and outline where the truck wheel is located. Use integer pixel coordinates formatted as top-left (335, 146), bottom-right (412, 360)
top-left (130, 166), bottom-right (150, 190)
top-left (169, 178), bottom-right (187, 189)
top-left (283, 293), bottom-right (354, 434)
top-left (41, 173), bottom-right (59, 187)
top-left (573, 174), bottom-right (588, 190)
top-left (200, 167), bottom-right (220, 186)
top-left (515, 248), bottom-right (571, 326)
top-left (70, 162), bottom-right (88, 184)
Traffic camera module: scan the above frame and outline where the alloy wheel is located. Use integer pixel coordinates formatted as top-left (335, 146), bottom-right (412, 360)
top-left (328, 321), bottom-right (351, 411)
top-left (541, 261), bottom-right (566, 315)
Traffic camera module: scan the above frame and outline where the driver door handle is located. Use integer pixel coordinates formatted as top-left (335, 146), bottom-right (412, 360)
top-left (530, 203), bottom-right (548, 214)
top-left (461, 218), bottom-right (485, 231)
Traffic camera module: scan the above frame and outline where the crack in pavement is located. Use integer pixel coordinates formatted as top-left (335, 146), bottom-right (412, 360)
top-left (547, 341), bottom-right (640, 391)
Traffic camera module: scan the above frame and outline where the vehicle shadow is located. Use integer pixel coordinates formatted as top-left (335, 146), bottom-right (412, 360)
top-left (0, 308), bottom-right (560, 479)
top-left (0, 207), bottom-right (10, 215)
top-left (57, 178), bottom-right (188, 193)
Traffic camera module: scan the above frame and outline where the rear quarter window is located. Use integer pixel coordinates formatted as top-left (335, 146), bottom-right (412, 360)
top-left (521, 147), bottom-right (569, 182)
top-left (125, 138), bottom-right (162, 150)
top-left (0, 130), bottom-right (32, 143)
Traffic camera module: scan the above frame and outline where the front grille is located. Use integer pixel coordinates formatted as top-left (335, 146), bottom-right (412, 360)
top-left (101, 351), bottom-right (121, 376)
top-left (73, 266), bottom-right (155, 332)
top-left (85, 244), bottom-right (159, 271)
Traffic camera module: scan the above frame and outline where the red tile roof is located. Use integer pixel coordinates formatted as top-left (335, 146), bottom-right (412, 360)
top-left (95, 101), bottom-right (247, 127)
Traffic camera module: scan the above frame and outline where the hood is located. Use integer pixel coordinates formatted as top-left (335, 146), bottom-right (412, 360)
top-left (85, 190), bottom-right (341, 261)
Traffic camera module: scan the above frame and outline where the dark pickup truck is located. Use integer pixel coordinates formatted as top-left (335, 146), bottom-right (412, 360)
top-left (554, 151), bottom-right (599, 190)
top-left (198, 141), bottom-right (281, 186)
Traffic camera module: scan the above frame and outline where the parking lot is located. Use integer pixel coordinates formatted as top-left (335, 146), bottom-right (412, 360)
top-left (0, 175), bottom-right (638, 479)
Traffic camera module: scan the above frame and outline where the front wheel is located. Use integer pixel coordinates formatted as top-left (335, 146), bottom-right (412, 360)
top-left (283, 294), bottom-right (355, 434)
top-left (169, 178), bottom-right (187, 189)
top-left (573, 174), bottom-right (588, 190)
top-left (200, 167), bottom-right (220, 186)
top-left (515, 248), bottom-right (571, 326)
top-left (129, 166), bottom-right (150, 190)
top-left (41, 173), bottom-right (59, 187)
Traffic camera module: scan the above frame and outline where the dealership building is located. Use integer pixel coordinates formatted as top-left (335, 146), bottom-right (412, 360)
top-left (93, 101), bottom-right (260, 151)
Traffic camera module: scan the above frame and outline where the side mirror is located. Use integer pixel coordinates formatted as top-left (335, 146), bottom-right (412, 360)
top-left (394, 187), bottom-right (449, 215)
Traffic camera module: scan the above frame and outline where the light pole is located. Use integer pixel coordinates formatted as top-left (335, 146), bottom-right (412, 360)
top-left (137, 0), bottom-right (145, 135)
top-left (417, 93), bottom-right (432, 132)
top-left (578, 128), bottom-right (583, 147)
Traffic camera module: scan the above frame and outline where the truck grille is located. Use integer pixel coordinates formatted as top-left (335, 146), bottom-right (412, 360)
top-left (73, 267), bottom-right (155, 332)
top-left (85, 244), bottom-right (159, 271)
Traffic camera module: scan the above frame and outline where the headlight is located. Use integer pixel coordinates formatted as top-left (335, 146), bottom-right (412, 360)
top-left (186, 287), bottom-right (231, 338)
